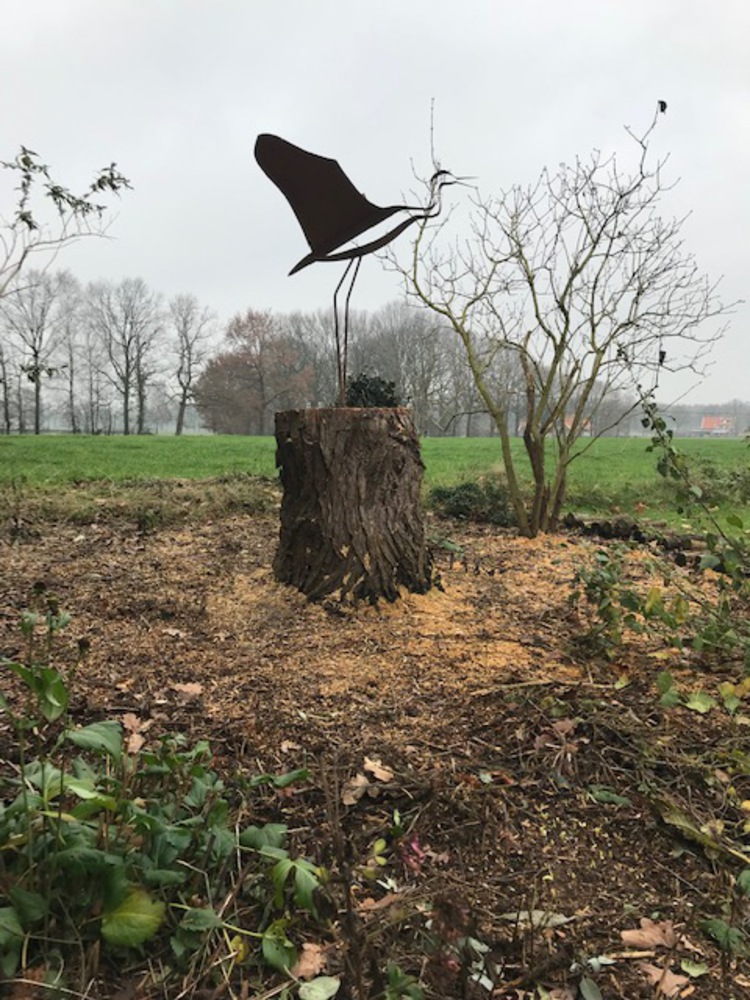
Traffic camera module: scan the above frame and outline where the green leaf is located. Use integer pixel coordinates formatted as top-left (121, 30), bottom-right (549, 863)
top-left (35, 667), bottom-right (69, 722)
top-left (659, 689), bottom-right (682, 708)
top-left (271, 857), bottom-right (294, 908)
top-left (101, 889), bottom-right (165, 948)
top-left (680, 959), bottom-right (708, 978)
top-left (294, 861), bottom-right (321, 915)
top-left (261, 923), bottom-right (296, 972)
top-left (67, 720), bottom-right (123, 761)
top-left (179, 907), bottom-right (223, 933)
top-left (0, 906), bottom-right (24, 944)
top-left (737, 869), bottom-right (750, 897)
top-left (701, 917), bottom-right (747, 955)
top-left (656, 670), bottom-right (676, 695)
top-left (240, 822), bottom-right (288, 851)
top-left (142, 869), bottom-right (187, 888)
top-left (579, 976), bottom-right (603, 1000)
top-left (299, 977), bottom-right (341, 1000)
top-left (8, 887), bottom-right (47, 926)
top-left (588, 785), bottom-right (632, 807)
top-left (726, 513), bottom-right (744, 530)
top-left (273, 767), bottom-right (309, 788)
top-left (684, 691), bottom-right (717, 714)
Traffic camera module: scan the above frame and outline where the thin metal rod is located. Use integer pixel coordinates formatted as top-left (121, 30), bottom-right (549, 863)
top-left (332, 258), bottom-right (355, 405)
top-left (341, 256), bottom-right (362, 405)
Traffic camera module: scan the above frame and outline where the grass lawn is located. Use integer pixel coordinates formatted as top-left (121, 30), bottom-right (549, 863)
top-left (1, 432), bottom-right (747, 523)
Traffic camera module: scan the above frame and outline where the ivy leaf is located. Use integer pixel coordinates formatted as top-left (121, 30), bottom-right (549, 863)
top-left (101, 889), bottom-right (165, 948)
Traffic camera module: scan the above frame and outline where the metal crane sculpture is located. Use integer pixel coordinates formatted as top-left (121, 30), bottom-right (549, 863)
top-left (255, 133), bottom-right (456, 403)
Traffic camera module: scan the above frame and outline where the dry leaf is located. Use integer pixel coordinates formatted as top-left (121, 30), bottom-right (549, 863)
top-left (363, 756), bottom-right (394, 782)
top-left (122, 712), bottom-right (141, 733)
top-left (291, 942), bottom-right (326, 980)
top-left (163, 627), bottom-right (184, 638)
top-left (127, 732), bottom-right (146, 754)
top-left (358, 891), bottom-right (401, 913)
top-left (171, 682), bottom-right (203, 697)
top-left (342, 773), bottom-right (370, 806)
top-left (280, 740), bottom-right (301, 753)
top-left (621, 918), bottom-right (677, 949)
top-left (639, 962), bottom-right (690, 997)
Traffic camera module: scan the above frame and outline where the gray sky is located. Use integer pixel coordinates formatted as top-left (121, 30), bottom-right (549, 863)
top-left (1, 1), bottom-right (747, 403)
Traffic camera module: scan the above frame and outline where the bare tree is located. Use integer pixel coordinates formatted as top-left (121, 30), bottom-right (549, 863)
top-left (1, 146), bottom-right (129, 300)
top-left (0, 341), bottom-right (13, 434)
top-left (0, 269), bottom-right (77, 433)
top-left (398, 114), bottom-right (733, 535)
top-left (168, 293), bottom-right (215, 435)
top-left (86, 278), bottom-right (162, 434)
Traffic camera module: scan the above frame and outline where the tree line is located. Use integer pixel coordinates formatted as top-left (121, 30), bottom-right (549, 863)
top-left (0, 278), bottom-right (641, 438)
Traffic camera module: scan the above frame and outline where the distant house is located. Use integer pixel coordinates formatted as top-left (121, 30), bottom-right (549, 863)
top-left (700, 415), bottom-right (736, 436)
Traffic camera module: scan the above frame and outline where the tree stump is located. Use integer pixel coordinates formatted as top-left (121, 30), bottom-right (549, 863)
top-left (274, 407), bottom-right (432, 602)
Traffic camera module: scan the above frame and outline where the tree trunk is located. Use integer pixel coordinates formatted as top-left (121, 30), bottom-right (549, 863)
top-left (274, 407), bottom-right (432, 603)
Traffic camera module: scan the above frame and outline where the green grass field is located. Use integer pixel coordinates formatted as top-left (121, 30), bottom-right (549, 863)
top-left (1, 433), bottom-right (748, 523)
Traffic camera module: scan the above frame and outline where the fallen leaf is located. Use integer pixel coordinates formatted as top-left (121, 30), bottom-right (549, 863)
top-left (163, 627), bottom-right (184, 638)
top-left (363, 756), bottom-right (394, 782)
top-left (127, 732), bottom-right (146, 754)
top-left (280, 740), bottom-right (300, 753)
top-left (291, 942), bottom-right (326, 980)
top-left (499, 909), bottom-right (574, 929)
top-left (639, 962), bottom-right (689, 997)
top-left (171, 682), bottom-right (203, 697)
top-left (357, 892), bottom-right (400, 913)
top-left (341, 773), bottom-right (369, 806)
top-left (621, 917), bottom-right (678, 949)
top-left (122, 712), bottom-right (142, 733)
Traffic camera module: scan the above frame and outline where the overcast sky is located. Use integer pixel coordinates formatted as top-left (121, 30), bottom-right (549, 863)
top-left (1, 1), bottom-right (747, 403)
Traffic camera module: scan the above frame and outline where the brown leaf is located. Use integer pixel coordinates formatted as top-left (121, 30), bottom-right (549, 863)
top-left (639, 962), bottom-right (690, 997)
top-left (122, 712), bottom-right (142, 733)
top-left (290, 942), bottom-right (326, 980)
top-left (621, 917), bottom-right (678, 949)
top-left (127, 732), bottom-right (146, 754)
top-left (363, 756), bottom-right (394, 782)
top-left (171, 682), bottom-right (203, 698)
top-left (358, 891), bottom-right (401, 913)
top-left (342, 773), bottom-right (370, 806)
top-left (280, 740), bottom-right (300, 753)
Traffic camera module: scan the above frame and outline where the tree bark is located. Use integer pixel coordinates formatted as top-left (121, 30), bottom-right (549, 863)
top-left (274, 407), bottom-right (432, 603)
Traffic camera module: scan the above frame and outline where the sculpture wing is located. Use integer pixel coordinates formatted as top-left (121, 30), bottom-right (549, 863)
top-left (255, 134), bottom-right (404, 272)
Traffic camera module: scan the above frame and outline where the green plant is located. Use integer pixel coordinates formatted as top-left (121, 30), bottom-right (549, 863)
top-left (0, 594), bottom-right (323, 990)
top-left (345, 371), bottom-right (401, 408)
top-left (429, 474), bottom-right (516, 527)
top-left (384, 961), bottom-right (424, 999)
top-left (640, 393), bottom-right (750, 670)
top-left (699, 869), bottom-right (750, 980)
top-left (570, 546), bottom-right (643, 654)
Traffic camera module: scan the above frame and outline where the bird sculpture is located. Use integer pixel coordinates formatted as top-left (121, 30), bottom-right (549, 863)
top-left (255, 133), bottom-right (457, 403)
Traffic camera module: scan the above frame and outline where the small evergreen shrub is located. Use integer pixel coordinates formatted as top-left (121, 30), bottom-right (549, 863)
top-left (429, 475), bottom-right (516, 527)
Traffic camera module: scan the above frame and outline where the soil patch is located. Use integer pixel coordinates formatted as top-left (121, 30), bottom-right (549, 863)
top-left (1, 502), bottom-right (749, 999)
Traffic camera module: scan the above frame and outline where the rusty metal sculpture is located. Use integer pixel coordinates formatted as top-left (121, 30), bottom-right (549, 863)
top-left (255, 133), bottom-right (455, 403)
